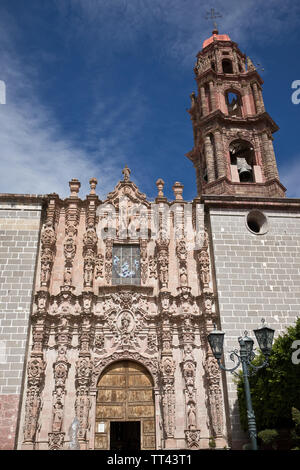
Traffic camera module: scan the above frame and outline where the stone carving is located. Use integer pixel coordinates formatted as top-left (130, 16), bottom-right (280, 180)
top-left (185, 430), bottom-right (201, 449)
top-left (156, 237), bottom-right (169, 290)
top-left (122, 165), bottom-right (131, 182)
top-left (149, 255), bottom-right (157, 279)
top-left (83, 218), bottom-right (98, 288)
top-left (75, 392), bottom-right (91, 440)
top-left (40, 221), bottom-right (56, 288)
top-left (187, 401), bottom-right (197, 430)
top-left (48, 315), bottom-right (71, 449)
top-left (140, 239), bottom-right (148, 284)
top-left (183, 361), bottom-right (196, 400)
top-left (160, 354), bottom-right (176, 439)
top-left (95, 253), bottom-right (104, 278)
top-left (105, 239), bottom-right (113, 284)
top-left (94, 332), bottom-right (105, 350)
top-left (105, 308), bottom-right (145, 348)
top-left (23, 357), bottom-right (46, 443)
top-left (197, 229), bottom-right (210, 290)
top-left (52, 400), bottom-right (64, 432)
top-left (48, 432), bottom-right (65, 450)
top-left (147, 331), bottom-right (158, 353)
top-left (176, 239), bottom-right (188, 286)
top-left (195, 55), bottom-right (210, 74)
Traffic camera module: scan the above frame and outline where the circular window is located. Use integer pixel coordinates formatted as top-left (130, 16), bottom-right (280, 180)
top-left (246, 210), bottom-right (268, 235)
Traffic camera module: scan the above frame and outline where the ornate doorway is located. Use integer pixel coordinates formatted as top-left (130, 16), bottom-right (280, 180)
top-left (95, 361), bottom-right (156, 450)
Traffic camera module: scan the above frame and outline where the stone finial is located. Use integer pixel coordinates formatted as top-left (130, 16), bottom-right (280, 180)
top-left (69, 179), bottom-right (81, 197)
top-left (89, 177), bottom-right (98, 195)
top-left (190, 92), bottom-right (196, 107)
top-left (122, 165), bottom-right (131, 182)
top-left (172, 181), bottom-right (184, 200)
top-left (156, 178), bottom-right (165, 198)
top-left (247, 56), bottom-right (255, 71)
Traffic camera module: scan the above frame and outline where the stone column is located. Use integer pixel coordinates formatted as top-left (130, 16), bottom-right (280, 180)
top-left (209, 81), bottom-right (215, 112)
top-left (83, 185), bottom-right (98, 289)
top-left (258, 87), bottom-right (265, 112)
top-left (214, 130), bottom-right (226, 179)
top-left (267, 136), bottom-right (279, 179)
top-left (261, 132), bottom-right (279, 180)
top-left (252, 82), bottom-right (263, 114)
top-left (204, 135), bottom-right (215, 183)
top-left (200, 86), bottom-right (208, 116)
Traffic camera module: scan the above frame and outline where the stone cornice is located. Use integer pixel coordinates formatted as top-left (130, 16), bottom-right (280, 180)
top-left (201, 194), bottom-right (300, 211)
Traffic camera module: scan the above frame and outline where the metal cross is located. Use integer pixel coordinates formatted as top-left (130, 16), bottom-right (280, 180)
top-left (205, 8), bottom-right (222, 31)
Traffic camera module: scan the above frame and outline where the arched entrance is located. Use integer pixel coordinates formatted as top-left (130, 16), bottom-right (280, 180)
top-left (94, 360), bottom-right (156, 450)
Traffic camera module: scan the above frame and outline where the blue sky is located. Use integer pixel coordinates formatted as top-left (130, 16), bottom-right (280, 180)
top-left (0, 0), bottom-right (299, 200)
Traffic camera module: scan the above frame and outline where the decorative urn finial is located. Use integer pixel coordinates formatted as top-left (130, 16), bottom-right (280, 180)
top-left (89, 177), bottom-right (98, 195)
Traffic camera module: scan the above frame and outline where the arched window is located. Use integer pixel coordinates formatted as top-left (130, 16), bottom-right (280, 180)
top-left (222, 59), bottom-right (233, 74)
top-left (229, 139), bottom-right (255, 182)
top-left (225, 91), bottom-right (243, 117)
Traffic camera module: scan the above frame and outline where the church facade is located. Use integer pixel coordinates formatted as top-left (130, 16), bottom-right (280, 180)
top-left (0, 29), bottom-right (300, 451)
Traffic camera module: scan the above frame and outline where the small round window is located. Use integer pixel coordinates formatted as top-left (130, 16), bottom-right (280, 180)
top-left (246, 210), bottom-right (268, 235)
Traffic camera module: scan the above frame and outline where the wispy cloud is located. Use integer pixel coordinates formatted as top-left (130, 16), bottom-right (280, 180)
top-left (280, 156), bottom-right (300, 198)
top-left (0, 11), bottom-right (148, 199)
top-left (55, 0), bottom-right (300, 65)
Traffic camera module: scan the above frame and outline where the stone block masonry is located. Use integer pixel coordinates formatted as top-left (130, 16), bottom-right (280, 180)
top-left (208, 201), bottom-right (300, 448)
top-left (0, 196), bottom-right (44, 449)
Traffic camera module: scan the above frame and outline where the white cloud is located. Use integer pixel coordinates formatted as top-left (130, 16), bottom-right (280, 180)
top-left (0, 14), bottom-right (148, 199)
top-left (280, 157), bottom-right (300, 198)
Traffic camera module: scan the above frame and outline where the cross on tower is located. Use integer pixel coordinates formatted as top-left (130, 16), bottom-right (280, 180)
top-left (205, 8), bottom-right (222, 33)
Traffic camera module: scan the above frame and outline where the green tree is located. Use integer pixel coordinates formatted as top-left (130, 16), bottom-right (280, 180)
top-left (236, 317), bottom-right (300, 432)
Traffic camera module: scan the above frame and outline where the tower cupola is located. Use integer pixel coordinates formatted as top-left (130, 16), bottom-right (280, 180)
top-left (187, 29), bottom-right (286, 198)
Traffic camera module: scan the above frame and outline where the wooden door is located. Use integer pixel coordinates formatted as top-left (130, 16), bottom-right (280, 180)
top-left (95, 361), bottom-right (156, 450)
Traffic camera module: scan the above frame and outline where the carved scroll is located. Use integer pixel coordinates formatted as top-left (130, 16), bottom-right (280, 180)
top-left (156, 237), bottom-right (169, 290)
top-left (40, 197), bottom-right (58, 288)
top-left (83, 198), bottom-right (98, 288)
top-left (48, 316), bottom-right (71, 450)
top-left (196, 223), bottom-right (224, 438)
top-left (176, 238), bottom-right (188, 286)
top-left (23, 291), bottom-right (47, 446)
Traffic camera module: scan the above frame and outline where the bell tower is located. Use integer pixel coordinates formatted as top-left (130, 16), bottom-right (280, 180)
top-left (187, 28), bottom-right (286, 197)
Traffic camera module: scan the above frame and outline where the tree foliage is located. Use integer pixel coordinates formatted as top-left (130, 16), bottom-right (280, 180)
top-left (237, 317), bottom-right (300, 432)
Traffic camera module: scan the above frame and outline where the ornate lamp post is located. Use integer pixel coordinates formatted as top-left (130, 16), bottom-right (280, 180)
top-left (207, 319), bottom-right (275, 450)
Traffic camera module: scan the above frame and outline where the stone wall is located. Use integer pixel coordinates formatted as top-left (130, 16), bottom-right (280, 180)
top-left (208, 202), bottom-right (300, 448)
top-left (0, 196), bottom-right (44, 449)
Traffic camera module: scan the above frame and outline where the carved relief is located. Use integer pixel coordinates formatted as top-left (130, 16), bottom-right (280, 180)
top-left (156, 237), bottom-right (169, 290)
top-left (149, 255), bottom-right (157, 279)
top-left (185, 429), bottom-right (201, 449)
top-left (23, 357), bottom-right (46, 443)
top-left (105, 239), bottom-right (113, 284)
top-left (40, 219), bottom-right (56, 288)
top-left (176, 238), bottom-right (188, 286)
top-left (140, 239), bottom-right (148, 284)
top-left (48, 316), bottom-right (71, 449)
top-left (197, 229), bottom-right (210, 291)
top-left (83, 217), bottom-right (98, 288)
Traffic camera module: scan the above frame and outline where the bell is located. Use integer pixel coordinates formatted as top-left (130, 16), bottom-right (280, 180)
top-left (237, 157), bottom-right (252, 182)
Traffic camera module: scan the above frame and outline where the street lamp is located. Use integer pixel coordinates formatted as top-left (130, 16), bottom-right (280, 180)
top-left (207, 319), bottom-right (275, 450)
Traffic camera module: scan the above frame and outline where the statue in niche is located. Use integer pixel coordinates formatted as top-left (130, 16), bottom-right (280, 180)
top-left (187, 401), bottom-right (197, 430)
top-left (52, 400), bottom-right (64, 432)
